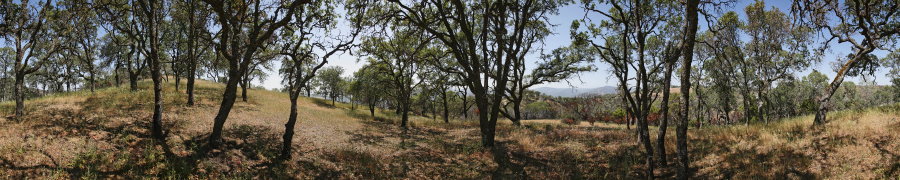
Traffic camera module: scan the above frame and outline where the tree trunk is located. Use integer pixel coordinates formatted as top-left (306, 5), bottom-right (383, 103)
top-left (186, 0), bottom-right (197, 106)
top-left (442, 90), bottom-right (449, 123)
top-left (14, 73), bottom-right (25, 119)
top-left (636, 31), bottom-right (655, 179)
top-left (187, 65), bottom-right (196, 105)
top-left (146, 5), bottom-right (166, 141)
top-left (175, 72), bottom-right (181, 91)
top-left (512, 100), bottom-right (522, 126)
top-left (369, 103), bottom-right (376, 119)
top-left (814, 52), bottom-right (864, 125)
top-left (129, 72), bottom-right (139, 91)
top-left (114, 63), bottom-right (121, 87)
top-left (150, 57), bottom-right (165, 140)
top-left (461, 95), bottom-right (468, 119)
top-left (677, 0), bottom-right (700, 179)
top-left (241, 77), bottom-right (248, 102)
top-left (280, 95), bottom-right (300, 160)
top-left (476, 98), bottom-right (495, 147)
top-left (88, 71), bottom-right (96, 92)
top-left (657, 58), bottom-right (675, 167)
top-left (208, 73), bottom-right (241, 146)
top-left (401, 102), bottom-right (409, 128)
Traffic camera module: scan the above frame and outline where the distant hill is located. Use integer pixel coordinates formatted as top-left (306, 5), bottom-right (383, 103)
top-left (532, 86), bottom-right (618, 97)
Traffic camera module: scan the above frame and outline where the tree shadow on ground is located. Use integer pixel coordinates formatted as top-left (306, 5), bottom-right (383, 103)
top-left (2, 98), bottom-right (301, 178)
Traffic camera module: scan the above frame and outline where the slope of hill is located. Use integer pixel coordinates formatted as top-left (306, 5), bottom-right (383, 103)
top-left (0, 80), bottom-right (897, 179)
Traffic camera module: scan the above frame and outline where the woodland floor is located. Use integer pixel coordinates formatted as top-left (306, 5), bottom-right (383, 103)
top-left (0, 79), bottom-right (898, 179)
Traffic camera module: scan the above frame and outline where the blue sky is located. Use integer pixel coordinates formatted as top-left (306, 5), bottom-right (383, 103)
top-left (254, 0), bottom-right (893, 90)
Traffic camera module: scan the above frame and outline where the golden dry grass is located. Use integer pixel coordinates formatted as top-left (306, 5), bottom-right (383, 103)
top-left (0, 79), bottom-right (897, 179)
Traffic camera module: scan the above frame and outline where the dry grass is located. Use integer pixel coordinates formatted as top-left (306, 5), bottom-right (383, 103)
top-left (0, 79), bottom-right (898, 179)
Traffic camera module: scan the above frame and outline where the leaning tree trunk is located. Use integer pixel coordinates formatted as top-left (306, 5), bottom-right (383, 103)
top-left (814, 52), bottom-right (866, 126)
top-left (677, 0), bottom-right (700, 179)
top-left (208, 72), bottom-right (242, 146)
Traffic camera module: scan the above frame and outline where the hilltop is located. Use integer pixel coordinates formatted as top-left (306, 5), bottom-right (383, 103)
top-left (0, 80), bottom-right (898, 179)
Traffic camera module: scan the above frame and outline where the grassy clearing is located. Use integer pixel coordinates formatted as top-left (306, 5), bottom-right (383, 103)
top-left (0, 79), bottom-right (898, 179)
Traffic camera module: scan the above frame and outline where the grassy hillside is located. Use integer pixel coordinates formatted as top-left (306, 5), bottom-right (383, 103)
top-left (0, 79), bottom-right (898, 179)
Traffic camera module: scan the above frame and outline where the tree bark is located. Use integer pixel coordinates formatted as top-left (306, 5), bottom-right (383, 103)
top-left (401, 102), bottom-right (409, 128)
top-left (814, 50), bottom-right (867, 125)
top-left (280, 95), bottom-right (300, 159)
top-left (187, 64), bottom-right (196, 105)
top-left (476, 98), bottom-right (495, 147)
top-left (129, 72), bottom-right (139, 91)
top-left (186, 0), bottom-right (197, 106)
top-left (14, 73), bottom-right (25, 119)
top-left (144, 0), bottom-right (166, 141)
top-left (442, 90), bottom-right (449, 123)
top-left (241, 75), bottom-right (249, 102)
top-left (461, 92), bottom-right (468, 119)
top-left (369, 103), bottom-right (376, 118)
top-left (208, 73), bottom-right (241, 146)
top-left (677, 0), bottom-right (700, 179)
top-left (114, 62), bottom-right (121, 87)
top-left (656, 57), bottom-right (675, 167)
